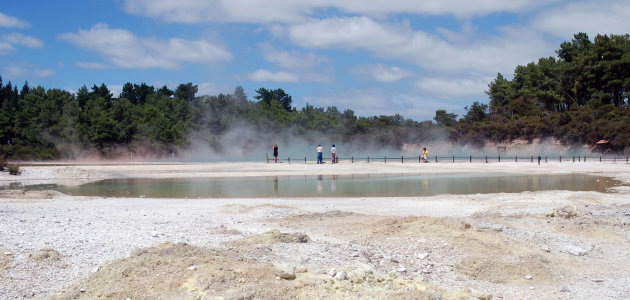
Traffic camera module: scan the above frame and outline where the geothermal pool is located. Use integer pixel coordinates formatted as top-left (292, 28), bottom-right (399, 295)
top-left (19, 173), bottom-right (619, 198)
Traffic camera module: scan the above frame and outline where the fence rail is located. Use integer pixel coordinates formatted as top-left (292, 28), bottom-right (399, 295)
top-left (267, 154), bottom-right (630, 164)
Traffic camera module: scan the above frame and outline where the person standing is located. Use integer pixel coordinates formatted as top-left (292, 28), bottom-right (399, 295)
top-left (316, 144), bottom-right (323, 164)
top-left (331, 144), bottom-right (337, 163)
top-left (272, 144), bottom-right (279, 163)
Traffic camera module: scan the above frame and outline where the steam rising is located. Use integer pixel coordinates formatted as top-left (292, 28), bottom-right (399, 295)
top-left (45, 120), bottom-right (596, 163)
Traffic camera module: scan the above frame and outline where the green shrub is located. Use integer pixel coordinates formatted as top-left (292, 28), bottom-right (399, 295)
top-left (8, 165), bottom-right (21, 175)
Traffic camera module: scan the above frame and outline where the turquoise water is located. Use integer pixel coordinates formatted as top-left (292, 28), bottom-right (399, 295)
top-left (18, 173), bottom-right (618, 198)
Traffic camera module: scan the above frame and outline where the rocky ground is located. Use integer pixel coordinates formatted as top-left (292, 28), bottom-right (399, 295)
top-left (1, 162), bottom-right (629, 299)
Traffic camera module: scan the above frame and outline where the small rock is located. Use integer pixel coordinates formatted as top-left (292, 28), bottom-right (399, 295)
top-left (529, 286), bottom-right (535, 290)
top-left (328, 268), bottom-right (337, 277)
top-left (186, 265), bottom-right (197, 271)
top-left (557, 205), bottom-right (578, 219)
top-left (561, 245), bottom-right (588, 256)
top-left (151, 231), bottom-right (159, 237)
top-left (466, 286), bottom-right (492, 300)
top-left (560, 286), bottom-right (570, 292)
top-left (524, 275), bottom-right (532, 280)
top-left (3, 252), bottom-right (12, 255)
top-left (592, 278), bottom-right (604, 283)
top-left (334, 270), bottom-right (348, 280)
top-left (315, 269), bottom-right (327, 275)
top-left (275, 264), bottom-right (296, 280)
top-left (416, 252), bottom-right (429, 260)
top-left (396, 266), bottom-right (407, 273)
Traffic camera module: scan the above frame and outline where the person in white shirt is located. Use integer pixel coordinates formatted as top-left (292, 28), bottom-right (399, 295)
top-left (316, 144), bottom-right (323, 164)
top-left (331, 144), bottom-right (337, 163)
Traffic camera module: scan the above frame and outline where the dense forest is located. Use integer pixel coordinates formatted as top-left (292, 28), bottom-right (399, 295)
top-left (0, 33), bottom-right (629, 160)
top-left (444, 33), bottom-right (630, 152)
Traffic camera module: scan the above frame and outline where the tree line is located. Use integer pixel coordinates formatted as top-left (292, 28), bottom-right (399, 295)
top-left (0, 80), bottom-right (433, 159)
top-left (0, 32), bottom-right (629, 160)
top-left (436, 33), bottom-right (630, 153)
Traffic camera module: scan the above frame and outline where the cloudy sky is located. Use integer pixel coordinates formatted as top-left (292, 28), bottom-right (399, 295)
top-left (1, 0), bottom-right (628, 120)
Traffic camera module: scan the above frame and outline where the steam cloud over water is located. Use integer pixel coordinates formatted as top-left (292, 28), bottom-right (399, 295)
top-left (46, 121), bottom-right (596, 163)
top-left (179, 123), bottom-right (593, 162)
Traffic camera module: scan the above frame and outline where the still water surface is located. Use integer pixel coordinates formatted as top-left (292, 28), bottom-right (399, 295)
top-left (23, 173), bottom-right (618, 198)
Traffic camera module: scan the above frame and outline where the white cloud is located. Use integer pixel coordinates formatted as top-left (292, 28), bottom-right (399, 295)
top-left (259, 44), bottom-right (328, 70)
top-left (59, 24), bottom-right (232, 69)
top-left (76, 61), bottom-right (111, 69)
top-left (122, 0), bottom-right (545, 24)
top-left (3, 64), bottom-right (55, 79)
top-left (288, 16), bottom-right (411, 50)
top-left (531, 0), bottom-right (630, 39)
top-left (0, 41), bottom-right (14, 54)
top-left (248, 69), bottom-right (299, 82)
top-left (3, 32), bottom-right (44, 48)
top-left (287, 16), bottom-right (552, 76)
top-left (308, 88), bottom-right (456, 120)
top-left (0, 12), bottom-right (29, 28)
top-left (415, 76), bottom-right (492, 98)
top-left (351, 64), bottom-right (414, 83)
top-left (256, 44), bottom-right (332, 83)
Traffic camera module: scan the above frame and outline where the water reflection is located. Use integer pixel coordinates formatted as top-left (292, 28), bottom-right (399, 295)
top-left (16, 173), bottom-right (620, 199)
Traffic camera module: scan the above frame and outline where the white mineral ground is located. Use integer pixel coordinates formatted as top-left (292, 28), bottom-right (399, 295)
top-left (1, 161), bottom-right (629, 299)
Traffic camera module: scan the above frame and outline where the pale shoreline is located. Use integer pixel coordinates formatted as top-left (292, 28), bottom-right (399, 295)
top-left (1, 162), bottom-right (630, 299)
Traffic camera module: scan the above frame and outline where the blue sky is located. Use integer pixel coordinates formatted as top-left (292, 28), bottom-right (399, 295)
top-left (1, 0), bottom-right (628, 121)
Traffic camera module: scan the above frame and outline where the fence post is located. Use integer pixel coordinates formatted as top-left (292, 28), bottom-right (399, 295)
top-left (266, 153), bottom-right (269, 164)
top-left (453, 155), bottom-right (455, 163)
top-left (584, 155), bottom-right (586, 162)
top-left (401, 156), bottom-right (404, 164)
top-left (559, 155), bottom-right (561, 162)
top-left (469, 155), bottom-right (472, 163)
top-left (288, 157), bottom-right (291, 164)
top-left (614, 157), bottom-right (616, 163)
top-left (485, 155), bottom-right (488, 163)
top-left (573, 156), bottom-right (575, 163)
top-left (367, 156), bottom-right (370, 163)
top-left (515, 155), bottom-right (518, 162)
top-left (531, 155), bottom-right (533, 163)
top-left (384, 156), bottom-right (387, 164)
top-left (304, 157), bottom-right (306, 163)
top-left (545, 156), bottom-right (547, 163)
top-left (352, 156), bottom-right (354, 163)
top-left (419, 156), bottom-right (421, 163)
top-left (498, 155), bottom-right (501, 162)
top-left (600, 156), bottom-right (602, 162)
top-left (435, 155), bottom-right (438, 163)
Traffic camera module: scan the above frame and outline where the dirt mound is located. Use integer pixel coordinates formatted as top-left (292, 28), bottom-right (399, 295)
top-left (28, 248), bottom-right (62, 263)
top-left (54, 242), bottom-right (471, 300)
top-left (228, 229), bottom-right (310, 246)
top-left (456, 253), bottom-right (554, 284)
top-left (1, 251), bottom-right (12, 277)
